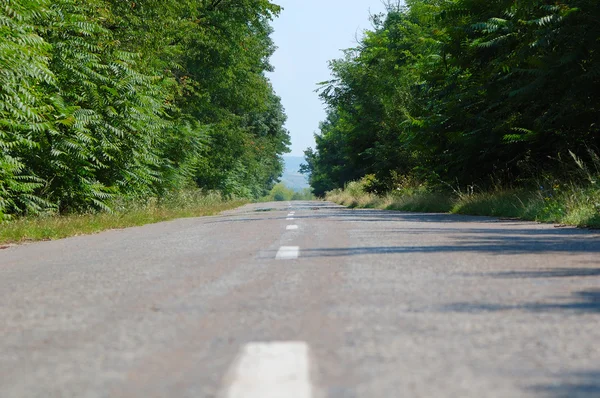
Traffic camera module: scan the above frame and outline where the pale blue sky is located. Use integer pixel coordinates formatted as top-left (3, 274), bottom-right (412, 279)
top-left (268, 0), bottom-right (388, 156)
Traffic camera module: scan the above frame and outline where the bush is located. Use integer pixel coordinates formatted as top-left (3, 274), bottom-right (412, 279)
top-left (267, 183), bottom-right (295, 201)
top-left (292, 188), bottom-right (315, 200)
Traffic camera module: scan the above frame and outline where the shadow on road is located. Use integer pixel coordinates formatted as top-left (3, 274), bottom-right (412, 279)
top-left (487, 268), bottom-right (600, 278)
top-left (213, 208), bottom-right (509, 224)
top-left (442, 289), bottom-right (600, 314)
top-left (529, 371), bottom-right (600, 398)
top-left (300, 233), bottom-right (600, 255)
top-left (215, 207), bottom-right (600, 255)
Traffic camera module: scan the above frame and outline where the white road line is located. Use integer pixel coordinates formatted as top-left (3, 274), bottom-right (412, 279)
top-left (276, 246), bottom-right (300, 260)
top-left (286, 225), bottom-right (299, 231)
top-left (287, 213), bottom-right (295, 217)
top-left (286, 217), bottom-right (295, 221)
top-left (224, 342), bottom-right (312, 398)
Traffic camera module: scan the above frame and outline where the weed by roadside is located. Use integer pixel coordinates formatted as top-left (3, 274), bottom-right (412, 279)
top-left (0, 191), bottom-right (247, 245)
top-left (326, 177), bottom-right (600, 229)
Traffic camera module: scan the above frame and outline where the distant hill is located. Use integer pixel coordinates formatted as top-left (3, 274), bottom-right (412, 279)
top-left (280, 156), bottom-right (310, 191)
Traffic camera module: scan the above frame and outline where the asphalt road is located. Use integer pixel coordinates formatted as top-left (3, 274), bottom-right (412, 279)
top-left (1, 201), bottom-right (599, 397)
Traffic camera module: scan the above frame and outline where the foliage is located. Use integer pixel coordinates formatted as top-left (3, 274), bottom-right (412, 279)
top-left (265, 182), bottom-right (295, 201)
top-left (327, 177), bottom-right (600, 228)
top-left (0, 0), bottom-right (54, 219)
top-left (0, 0), bottom-right (289, 219)
top-left (292, 188), bottom-right (315, 201)
top-left (261, 183), bottom-right (314, 202)
top-left (303, 0), bottom-right (600, 199)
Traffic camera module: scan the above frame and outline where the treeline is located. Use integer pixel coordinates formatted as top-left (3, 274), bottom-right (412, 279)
top-left (303, 0), bottom-right (600, 196)
top-left (0, 0), bottom-right (289, 219)
top-left (265, 183), bottom-right (314, 201)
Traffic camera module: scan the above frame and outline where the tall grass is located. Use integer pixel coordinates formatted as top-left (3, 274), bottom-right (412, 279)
top-left (326, 175), bottom-right (600, 228)
top-left (0, 190), bottom-right (247, 245)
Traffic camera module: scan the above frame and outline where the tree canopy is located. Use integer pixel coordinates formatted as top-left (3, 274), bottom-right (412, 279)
top-left (1, 0), bottom-right (289, 219)
top-left (304, 0), bottom-right (600, 196)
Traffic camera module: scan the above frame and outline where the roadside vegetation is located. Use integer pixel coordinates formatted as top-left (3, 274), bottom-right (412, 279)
top-left (1, 0), bottom-right (289, 222)
top-left (303, 0), bottom-right (600, 227)
top-left (0, 180), bottom-right (316, 245)
top-left (327, 173), bottom-right (600, 228)
top-left (1, 1), bottom-right (289, 243)
top-left (0, 191), bottom-right (246, 245)
top-left (262, 183), bottom-right (315, 202)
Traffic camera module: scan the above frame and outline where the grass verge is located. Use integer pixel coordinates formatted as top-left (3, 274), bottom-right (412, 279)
top-left (0, 191), bottom-right (247, 246)
top-left (326, 181), bottom-right (600, 228)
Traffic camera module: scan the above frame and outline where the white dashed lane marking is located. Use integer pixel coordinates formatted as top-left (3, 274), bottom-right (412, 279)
top-left (286, 225), bottom-right (299, 231)
top-left (286, 217), bottom-right (295, 221)
top-left (223, 342), bottom-right (312, 398)
top-left (276, 246), bottom-right (300, 260)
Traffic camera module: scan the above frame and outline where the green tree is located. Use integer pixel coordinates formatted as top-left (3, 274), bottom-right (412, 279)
top-left (1, 0), bottom-right (290, 219)
top-left (305, 0), bottom-right (600, 194)
top-left (0, 0), bottom-right (54, 218)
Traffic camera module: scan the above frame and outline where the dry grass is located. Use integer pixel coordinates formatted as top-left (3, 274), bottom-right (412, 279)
top-left (326, 180), bottom-right (600, 228)
top-left (0, 191), bottom-right (247, 245)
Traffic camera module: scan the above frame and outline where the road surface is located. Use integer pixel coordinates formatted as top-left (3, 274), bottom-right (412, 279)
top-left (1, 201), bottom-right (599, 397)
